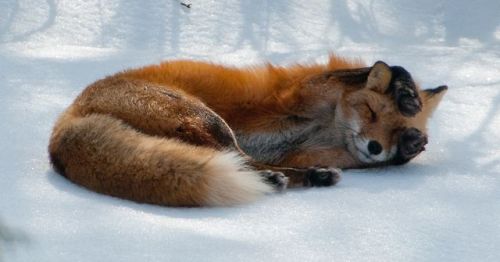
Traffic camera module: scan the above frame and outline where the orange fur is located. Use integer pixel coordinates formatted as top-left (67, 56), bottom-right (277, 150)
top-left (49, 55), bottom-right (445, 206)
top-left (116, 56), bottom-right (365, 131)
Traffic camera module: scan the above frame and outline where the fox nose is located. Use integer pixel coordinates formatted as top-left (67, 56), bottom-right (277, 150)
top-left (368, 140), bottom-right (382, 155)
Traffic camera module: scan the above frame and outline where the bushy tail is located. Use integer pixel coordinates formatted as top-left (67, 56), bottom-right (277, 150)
top-left (48, 111), bottom-right (273, 206)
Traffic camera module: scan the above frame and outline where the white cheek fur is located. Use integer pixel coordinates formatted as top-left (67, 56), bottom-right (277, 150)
top-left (340, 108), bottom-right (397, 164)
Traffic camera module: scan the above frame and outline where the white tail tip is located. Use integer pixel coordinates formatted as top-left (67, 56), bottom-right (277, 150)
top-left (203, 151), bottom-right (274, 206)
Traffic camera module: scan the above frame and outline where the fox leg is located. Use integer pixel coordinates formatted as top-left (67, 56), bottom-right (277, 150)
top-left (389, 66), bottom-right (423, 116)
top-left (249, 162), bottom-right (341, 188)
top-left (76, 77), bottom-right (238, 150)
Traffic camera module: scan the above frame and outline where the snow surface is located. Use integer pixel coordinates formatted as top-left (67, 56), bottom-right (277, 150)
top-left (1, 0), bottom-right (500, 261)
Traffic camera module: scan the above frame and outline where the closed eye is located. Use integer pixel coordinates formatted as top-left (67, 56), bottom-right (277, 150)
top-left (366, 104), bottom-right (377, 123)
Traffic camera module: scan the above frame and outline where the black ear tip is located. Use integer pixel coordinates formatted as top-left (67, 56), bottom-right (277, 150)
top-left (426, 85), bottom-right (448, 95)
top-left (437, 85), bottom-right (448, 92)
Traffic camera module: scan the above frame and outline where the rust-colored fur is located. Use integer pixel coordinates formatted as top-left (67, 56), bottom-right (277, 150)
top-left (49, 55), bottom-right (446, 206)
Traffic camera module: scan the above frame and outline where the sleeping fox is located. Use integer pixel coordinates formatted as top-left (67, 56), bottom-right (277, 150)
top-left (48, 55), bottom-right (447, 206)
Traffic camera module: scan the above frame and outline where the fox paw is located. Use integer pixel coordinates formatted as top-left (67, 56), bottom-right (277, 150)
top-left (304, 167), bottom-right (341, 187)
top-left (399, 128), bottom-right (428, 159)
top-left (395, 86), bottom-right (422, 117)
top-left (259, 170), bottom-right (289, 192)
top-left (391, 66), bottom-right (422, 117)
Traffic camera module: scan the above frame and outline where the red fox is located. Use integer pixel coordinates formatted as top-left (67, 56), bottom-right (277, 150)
top-left (48, 55), bottom-right (447, 206)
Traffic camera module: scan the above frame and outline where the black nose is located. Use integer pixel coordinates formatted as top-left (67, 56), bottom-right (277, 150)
top-left (368, 140), bottom-right (382, 155)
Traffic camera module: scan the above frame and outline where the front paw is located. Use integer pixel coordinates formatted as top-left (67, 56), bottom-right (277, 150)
top-left (399, 128), bottom-right (428, 159)
top-left (391, 66), bottom-right (422, 116)
top-left (304, 167), bottom-right (341, 187)
top-left (259, 170), bottom-right (289, 192)
top-left (394, 84), bottom-right (422, 116)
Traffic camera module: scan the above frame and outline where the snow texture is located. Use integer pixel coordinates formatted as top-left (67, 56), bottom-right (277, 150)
top-left (1, 0), bottom-right (500, 261)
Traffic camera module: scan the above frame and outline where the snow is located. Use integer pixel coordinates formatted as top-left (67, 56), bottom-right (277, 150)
top-left (1, 0), bottom-right (500, 261)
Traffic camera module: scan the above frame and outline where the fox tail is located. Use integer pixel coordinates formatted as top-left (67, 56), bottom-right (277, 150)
top-left (49, 111), bottom-right (273, 206)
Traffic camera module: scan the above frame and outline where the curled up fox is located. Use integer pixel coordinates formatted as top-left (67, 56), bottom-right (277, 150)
top-left (49, 55), bottom-right (447, 207)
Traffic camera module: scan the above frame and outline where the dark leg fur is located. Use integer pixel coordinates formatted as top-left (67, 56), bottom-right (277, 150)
top-left (259, 170), bottom-right (288, 192)
top-left (250, 162), bottom-right (341, 188)
top-left (304, 167), bottom-right (341, 187)
top-left (390, 66), bottom-right (422, 117)
top-left (392, 128), bottom-right (428, 165)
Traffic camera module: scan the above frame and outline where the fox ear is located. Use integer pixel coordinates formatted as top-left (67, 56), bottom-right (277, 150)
top-left (409, 85), bottom-right (448, 132)
top-left (422, 85), bottom-right (448, 115)
top-left (366, 61), bottom-right (392, 93)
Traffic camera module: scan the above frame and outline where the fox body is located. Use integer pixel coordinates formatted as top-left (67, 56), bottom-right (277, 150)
top-left (49, 55), bottom-right (447, 206)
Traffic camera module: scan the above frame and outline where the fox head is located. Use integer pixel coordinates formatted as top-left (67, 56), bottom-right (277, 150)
top-left (332, 61), bottom-right (447, 167)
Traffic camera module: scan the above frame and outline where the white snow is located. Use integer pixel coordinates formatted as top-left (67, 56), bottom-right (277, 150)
top-left (1, 0), bottom-right (500, 261)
